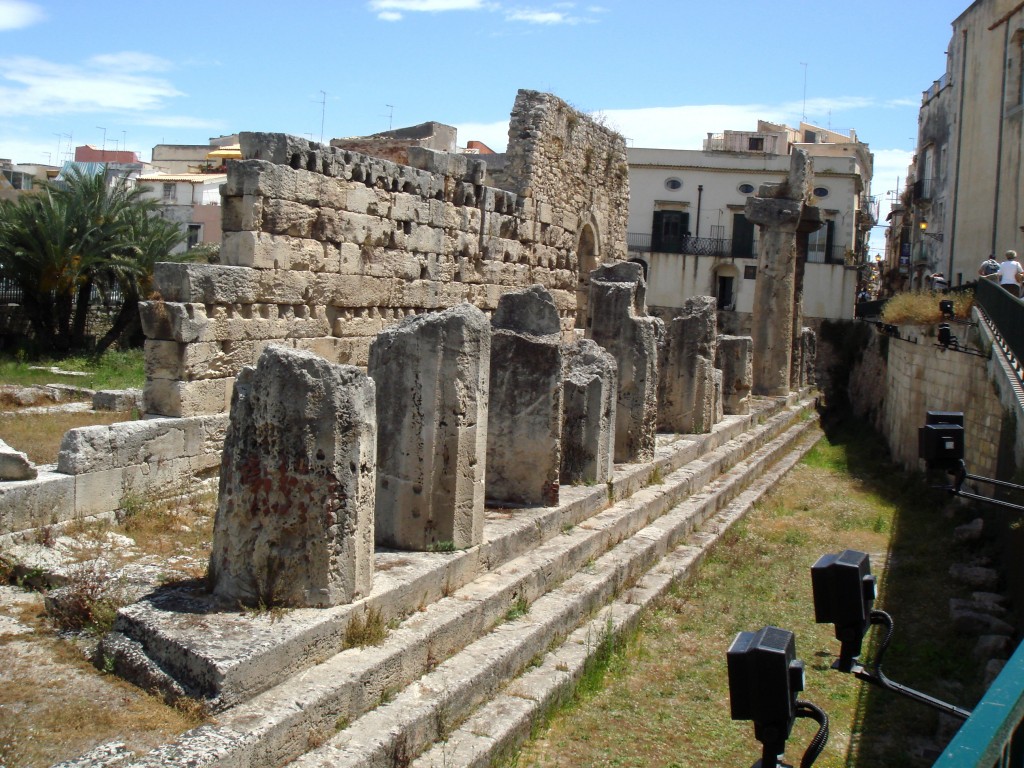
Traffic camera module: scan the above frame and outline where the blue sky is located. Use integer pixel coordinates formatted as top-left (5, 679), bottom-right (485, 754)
top-left (1, 0), bottom-right (970, 257)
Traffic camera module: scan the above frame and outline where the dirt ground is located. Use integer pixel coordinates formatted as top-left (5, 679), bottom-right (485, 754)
top-left (0, 498), bottom-right (215, 768)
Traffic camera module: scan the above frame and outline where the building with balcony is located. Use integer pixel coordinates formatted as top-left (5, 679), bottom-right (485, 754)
top-left (895, 0), bottom-right (1024, 290)
top-left (627, 120), bottom-right (874, 331)
top-left (136, 172), bottom-right (226, 253)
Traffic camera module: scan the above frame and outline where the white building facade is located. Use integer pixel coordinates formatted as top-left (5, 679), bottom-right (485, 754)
top-left (627, 121), bottom-right (874, 332)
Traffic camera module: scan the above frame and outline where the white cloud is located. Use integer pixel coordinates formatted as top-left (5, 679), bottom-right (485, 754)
top-left (88, 52), bottom-right (173, 73)
top-left (369, 0), bottom-right (487, 18)
top-left (506, 9), bottom-right (575, 24)
top-left (0, 0), bottom-right (44, 31)
top-left (0, 53), bottom-right (183, 116)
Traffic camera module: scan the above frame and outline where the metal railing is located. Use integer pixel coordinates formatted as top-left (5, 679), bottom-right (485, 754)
top-left (626, 232), bottom-right (756, 258)
top-left (975, 278), bottom-right (1024, 373)
top-left (933, 636), bottom-right (1024, 766)
top-left (0, 279), bottom-right (123, 305)
top-left (627, 233), bottom-right (850, 264)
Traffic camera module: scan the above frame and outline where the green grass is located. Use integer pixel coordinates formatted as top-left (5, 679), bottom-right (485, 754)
top-left (513, 419), bottom-right (987, 768)
top-left (0, 348), bottom-right (144, 391)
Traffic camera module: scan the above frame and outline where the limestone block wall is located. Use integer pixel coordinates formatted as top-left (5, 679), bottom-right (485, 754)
top-left (0, 414), bottom-right (227, 544)
top-left (142, 90), bottom-right (629, 418)
top-left (847, 324), bottom-right (1002, 480)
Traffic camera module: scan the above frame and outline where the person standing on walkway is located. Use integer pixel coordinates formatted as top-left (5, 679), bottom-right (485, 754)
top-left (997, 250), bottom-right (1024, 297)
top-left (978, 253), bottom-right (1001, 280)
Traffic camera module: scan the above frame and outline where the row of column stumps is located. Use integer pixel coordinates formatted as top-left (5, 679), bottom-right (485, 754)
top-left (209, 270), bottom-right (769, 608)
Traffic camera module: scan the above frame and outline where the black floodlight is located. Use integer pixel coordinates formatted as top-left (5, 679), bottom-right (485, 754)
top-left (937, 322), bottom-right (957, 347)
top-left (811, 550), bottom-right (876, 671)
top-left (918, 411), bottom-right (965, 470)
top-left (939, 299), bottom-right (954, 319)
top-left (728, 626), bottom-right (805, 764)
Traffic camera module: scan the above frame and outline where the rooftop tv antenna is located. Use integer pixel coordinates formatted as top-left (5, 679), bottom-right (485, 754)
top-left (386, 104), bottom-right (394, 131)
top-left (800, 62), bottom-right (808, 122)
top-left (319, 90), bottom-right (327, 144)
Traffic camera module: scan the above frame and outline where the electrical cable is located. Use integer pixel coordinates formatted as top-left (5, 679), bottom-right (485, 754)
top-left (795, 700), bottom-right (829, 768)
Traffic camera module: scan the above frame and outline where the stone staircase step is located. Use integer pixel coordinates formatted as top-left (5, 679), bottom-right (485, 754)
top-left (290, 416), bottom-right (821, 768)
top-left (107, 398), bottom-right (816, 768)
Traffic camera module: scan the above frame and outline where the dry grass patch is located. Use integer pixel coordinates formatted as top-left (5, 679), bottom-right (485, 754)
top-left (514, 421), bottom-right (985, 768)
top-left (0, 409), bottom-right (133, 465)
top-left (881, 289), bottom-right (974, 325)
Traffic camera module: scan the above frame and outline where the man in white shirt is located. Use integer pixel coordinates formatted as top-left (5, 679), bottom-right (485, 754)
top-left (997, 250), bottom-right (1024, 297)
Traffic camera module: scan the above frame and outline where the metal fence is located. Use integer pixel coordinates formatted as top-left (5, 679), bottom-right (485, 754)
top-left (933, 635), bottom-right (1024, 766)
top-left (0, 279), bottom-right (123, 306)
top-left (975, 278), bottom-right (1024, 372)
top-left (626, 232), bottom-right (757, 258)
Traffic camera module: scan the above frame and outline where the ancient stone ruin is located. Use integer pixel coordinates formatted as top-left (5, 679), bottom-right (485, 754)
top-left (0, 88), bottom-right (830, 768)
top-left (140, 89), bottom-right (629, 419)
top-left (746, 149), bottom-right (820, 396)
top-left (487, 285), bottom-right (563, 507)
top-left (208, 345), bottom-right (376, 608)
top-left (658, 295), bottom-right (721, 434)
top-left (587, 261), bottom-right (662, 462)
top-left (369, 303), bottom-right (490, 550)
top-left (560, 338), bottom-right (617, 485)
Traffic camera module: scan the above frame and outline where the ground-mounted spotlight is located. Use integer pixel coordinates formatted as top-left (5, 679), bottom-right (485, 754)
top-left (936, 322), bottom-right (957, 348)
top-left (939, 299), bottom-right (954, 319)
top-left (810, 550), bottom-right (972, 720)
top-left (918, 410), bottom-right (964, 471)
top-left (728, 626), bottom-right (811, 767)
top-left (811, 550), bottom-right (876, 672)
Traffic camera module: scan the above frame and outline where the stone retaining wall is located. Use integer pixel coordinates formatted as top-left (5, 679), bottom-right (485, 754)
top-left (142, 90), bottom-right (629, 417)
top-left (0, 414), bottom-right (226, 545)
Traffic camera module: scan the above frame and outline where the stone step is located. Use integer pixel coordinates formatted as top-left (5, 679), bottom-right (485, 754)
top-left (109, 396), bottom-right (816, 768)
top-left (103, 396), bottom-right (798, 711)
top-left (412, 423), bottom-right (822, 768)
top-left (288, 414), bottom-right (821, 768)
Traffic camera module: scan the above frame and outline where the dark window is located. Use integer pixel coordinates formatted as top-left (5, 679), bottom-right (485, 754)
top-left (738, 183), bottom-right (755, 194)
top-left (717, 276), bottom-right (734, 310)
top-left (813, 186), bottom-right (829, 198)
top-left (731, 213), bottom-right (756, 258)
top-left (744, 265), bottom-right (757, 279)
top-left (186, 224), bottom-right (201, 250)
top-left (665, 177), bottom-right (682, 190)
top-left (804, 130), bottom-right (817, 143)
top-left (651, 210), bottom-right (690, 254)
top-left (748, 137), bottom-right (764, 151)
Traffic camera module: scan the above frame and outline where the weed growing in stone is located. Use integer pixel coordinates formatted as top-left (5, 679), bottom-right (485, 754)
top-left (47, 560), bottom-right (130, 635)
top-left (344, 607), bottom-right (388, 648)
top-left (505, 595), bottom-right (530, 622)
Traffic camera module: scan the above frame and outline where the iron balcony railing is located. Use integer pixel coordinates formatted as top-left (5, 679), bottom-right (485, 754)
top-left (933, 635), bottom-right (1024, 766)
top-left (627, 233), bottom-right (845, 265)
top-left (626, 232), bottom-right (749, 257)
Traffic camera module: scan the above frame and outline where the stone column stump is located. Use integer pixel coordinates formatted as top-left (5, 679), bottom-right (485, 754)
top-left (369, 304), bottom-right (490, 551)
top-left (487, 286), bottom-right (563, 506)
top-left (801, 327), bottom-right (817, 387)
top-left (716, 335), bottom-right (753, 415)
top-left (209, 345), bottom-right (376, 609)
top-left (588, 262), bottom-right (662, 463)
top-left (561, 338), bottom-right (617, 485)
top-left (657, 295), bottom-right (719, 434)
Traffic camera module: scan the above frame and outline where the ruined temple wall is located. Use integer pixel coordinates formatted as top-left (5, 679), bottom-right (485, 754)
top-left (500, 90), bottom-right (629, 262)
top-left (142, 90), bottom-right (629, 417)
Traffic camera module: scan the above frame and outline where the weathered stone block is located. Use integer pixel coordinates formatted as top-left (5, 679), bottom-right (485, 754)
top-left (144, 377), bottom-right (234, 418)
top-left (487, 286), bottom-right (563, 506)
top-left (0, 471), bottom-right (74, 534)
top-left (153, 263), bottom-right (261, 305)
top-left (210, 346), bottom-right (376, 608)
top-left (92, 389), bottom-right (143, 412)
top-left (588, 262), bottom-right (661, 462)
top-left (369, 303), bottom-right (490, 550)
top-left (139, 302), bottom-right (209, 343)
top-left (716, 335), bottom-right (753, 415)
top-left (657, 296), bottom-right (718, 434)
top-left (561, 339), bottom-right (617, 485)
top-left (0, 438), bottom-right (36, 481)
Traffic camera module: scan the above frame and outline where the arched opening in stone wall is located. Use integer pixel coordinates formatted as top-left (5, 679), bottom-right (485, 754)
top-left (575, 222), bottom-right (600, 330)
top-left (714, 264), bottom-right (740, 311)
top-left (627, 257), bottom-right (648, 281)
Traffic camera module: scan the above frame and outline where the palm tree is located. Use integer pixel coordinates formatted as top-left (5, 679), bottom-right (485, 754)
top-left (0, 166), bottom-right (192, 354)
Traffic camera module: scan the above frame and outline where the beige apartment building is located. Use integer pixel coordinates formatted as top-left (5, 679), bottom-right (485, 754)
top-left (890, 0), bottom-right (1024, 289)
